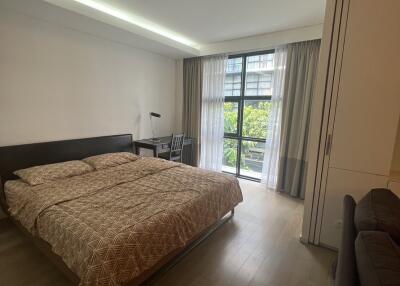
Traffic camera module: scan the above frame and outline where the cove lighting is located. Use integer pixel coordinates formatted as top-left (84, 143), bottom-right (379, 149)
top-left (72, 0), bottom-right (198, 48)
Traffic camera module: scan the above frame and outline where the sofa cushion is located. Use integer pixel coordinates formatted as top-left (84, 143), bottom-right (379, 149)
top-left (355, 231), bottom-right (400, 286)
top-left (355, 188), bottom-right (400, 244)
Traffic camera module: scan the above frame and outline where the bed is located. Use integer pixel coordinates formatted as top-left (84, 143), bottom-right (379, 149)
top-left (0, 134), bottom-right (243, 286)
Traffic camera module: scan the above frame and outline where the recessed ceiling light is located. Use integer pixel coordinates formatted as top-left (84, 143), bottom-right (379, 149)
top-left (72, 0), bottom-right (198, 48)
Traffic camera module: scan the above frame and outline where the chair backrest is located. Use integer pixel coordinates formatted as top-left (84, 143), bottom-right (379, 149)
top-left (169, 133), bottom-right (185, 161)
top-left (171, 133), bottom-right (185, 152)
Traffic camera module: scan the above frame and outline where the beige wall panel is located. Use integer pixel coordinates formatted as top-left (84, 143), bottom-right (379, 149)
top-left (329, 0), bottom-right (400, 176)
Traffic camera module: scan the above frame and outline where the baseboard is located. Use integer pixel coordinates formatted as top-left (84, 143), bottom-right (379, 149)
top-left (299, 233), bottom-right (339, 254)
top-left (299, 233), bottom-right (308, 244)
top-left (319, 242), bottom-right (339, 252)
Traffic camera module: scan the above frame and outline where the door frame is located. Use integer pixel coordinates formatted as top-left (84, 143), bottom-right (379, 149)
top-left (301, 0), bottom-right (350, 245)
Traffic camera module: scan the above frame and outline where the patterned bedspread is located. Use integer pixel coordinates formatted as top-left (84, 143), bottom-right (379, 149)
top-left (5, 157), bottom-right (243, 286)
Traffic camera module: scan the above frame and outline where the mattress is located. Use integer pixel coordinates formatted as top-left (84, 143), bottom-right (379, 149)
top-left (5, 157), bottom-right (243, 286)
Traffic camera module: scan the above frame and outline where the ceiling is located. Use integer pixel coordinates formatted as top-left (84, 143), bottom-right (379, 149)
top-left (100, 0), bottom-right (326, 46)
top-left (8, 0), bottom-right (325, 58)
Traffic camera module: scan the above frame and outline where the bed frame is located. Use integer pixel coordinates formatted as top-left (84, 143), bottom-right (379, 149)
top-left (0, 134), bottom-right (234, 285)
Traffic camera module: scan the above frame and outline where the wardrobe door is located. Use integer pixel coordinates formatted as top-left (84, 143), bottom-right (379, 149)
top-left (328, 0), bottom-right (400, 176)
top-left (316, 0), bottom-right (400, 248)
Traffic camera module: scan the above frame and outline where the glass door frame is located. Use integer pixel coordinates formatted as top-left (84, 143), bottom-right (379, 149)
top-left (223, 49), bottom-right (275, 181)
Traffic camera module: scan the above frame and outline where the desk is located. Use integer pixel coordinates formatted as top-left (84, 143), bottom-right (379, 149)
top-left (134, 136), bottom-right (194, 165)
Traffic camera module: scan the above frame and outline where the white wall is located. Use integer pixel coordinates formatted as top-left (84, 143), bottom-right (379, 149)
top-left (0, 6), bottom-right (179, 147)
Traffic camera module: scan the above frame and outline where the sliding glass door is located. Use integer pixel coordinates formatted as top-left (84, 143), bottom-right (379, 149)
top-left (222, 50), bottom-right (275, 180)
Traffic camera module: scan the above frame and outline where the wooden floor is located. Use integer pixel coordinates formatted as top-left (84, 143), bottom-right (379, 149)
top-left (0, 179), bottom-right (336, 286)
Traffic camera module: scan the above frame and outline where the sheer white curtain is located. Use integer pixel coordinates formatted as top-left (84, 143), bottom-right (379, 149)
top-left (200, 55), bottom-right (227, 171)
top-left (261, 46), bottom-right (288, 188)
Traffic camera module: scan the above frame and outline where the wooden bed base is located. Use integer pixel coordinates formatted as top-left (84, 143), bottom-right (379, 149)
top-left (0, 134), bottom-right (237, 285)
top-left (10, 209), bottom-right (235, 286)
top-left (137, 209), bottom-right (235, 286)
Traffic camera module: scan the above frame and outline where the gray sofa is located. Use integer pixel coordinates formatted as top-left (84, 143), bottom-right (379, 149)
top-left (334, 189), bottom-right (400, 286)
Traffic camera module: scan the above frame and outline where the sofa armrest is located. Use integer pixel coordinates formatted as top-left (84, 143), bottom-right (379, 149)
top-left (335, 195), bottom-right (359, 286)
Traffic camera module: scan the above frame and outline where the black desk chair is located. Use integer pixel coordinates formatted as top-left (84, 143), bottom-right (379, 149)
top-left (159, 133), bottom-right (185, 162)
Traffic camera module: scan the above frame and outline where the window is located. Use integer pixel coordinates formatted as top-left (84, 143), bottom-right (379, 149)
top-left (222, 50), bottom-right (274, 180)
top-left (224, 57), bottom-right (242, 97)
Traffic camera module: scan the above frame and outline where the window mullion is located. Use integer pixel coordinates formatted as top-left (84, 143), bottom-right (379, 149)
top-left (237, 55), bottom-right (247, 177)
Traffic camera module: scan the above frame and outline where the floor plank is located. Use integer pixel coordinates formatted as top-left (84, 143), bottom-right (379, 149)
top-left (151, 180), bottom-right (336, 286)
top-left (0, 179), bottom-right (336, 286)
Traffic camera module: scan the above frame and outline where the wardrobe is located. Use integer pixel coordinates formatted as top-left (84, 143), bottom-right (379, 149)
top-left (302, 0), bottom-right (400, 249)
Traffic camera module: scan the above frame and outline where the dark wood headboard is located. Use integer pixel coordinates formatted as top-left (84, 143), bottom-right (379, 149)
top-left (0, 134), bottom-right (133, 213)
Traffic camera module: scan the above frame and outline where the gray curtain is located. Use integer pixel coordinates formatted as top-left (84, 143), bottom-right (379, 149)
top-left (277, 40), bottom-right (321, 199)
top-left (183, 57), bottom-right (203, 166)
